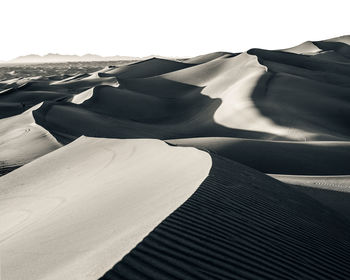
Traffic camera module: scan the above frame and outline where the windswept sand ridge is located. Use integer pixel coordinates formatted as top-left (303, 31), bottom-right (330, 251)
top-left (246, 50), bottom-right (350, 140)
top-left (167, 137), bottom-right (350, 175)
top-left (49, 71), bottom-right (117, 87)
top-left (70, 87), bottom-right (95, 104)
top-left (101, 154), bottom-right (350, 280)
top-left (0, 103), bottom-right (61, 176)
top-left (280, 41), bottom-right (321, 55)
top-left (33, 45), bottom-right (349, 143)
top-left (31, 52), bottom-right (296, 144)
top-left (270, 174), bottom-right (350, 223)
top-left (32, 77), bottom-right (278, 144)
top-left (0, 137), bottom-right (211, 280)
top-left (183, 51), bottom-right (238, 64)
top-left (101, 58), bottom-right (195, 79)
top-left (0, 36), bottom-right (350, 279)
top-left (272, 174), bottom-right (350, 191)
top-left (0, 74), bottom-right (118, 119)
top-left (325, 35), bottom-right (350, 45)
top-left (313, 40), bottom-right (350, 59)
top-left (49, 73), bottom-right (91, 85)
top-left (0, 37), bottom-right (349, 175)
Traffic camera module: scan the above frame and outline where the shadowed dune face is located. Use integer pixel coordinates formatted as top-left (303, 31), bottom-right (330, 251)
top-left (248, 48), bottom-right (350, 140)
top-left (271, 174), bottom-right (350, 222)
top-left (32, 72), bottom-right (278, 143)
top-left (168, 137), bottom-right (350, 175)
top-left (1, 44), bottom-right (350, 175)
top-left (280, 41), bottom-right (321, 55)
top-left (101, 154), bottom-right (350, 280)
top-left (1, 37), bottom-right (350, 280)
top-left (103, 58), bottom-right (196, 79)
top-left (0, 44), bottom-right (350, 175)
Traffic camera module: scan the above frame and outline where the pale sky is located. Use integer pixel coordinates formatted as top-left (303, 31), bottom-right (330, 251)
top-left (0, 0), bottom-right (349, 61)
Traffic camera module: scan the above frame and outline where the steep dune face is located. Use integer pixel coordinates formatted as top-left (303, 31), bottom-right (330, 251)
top-left (17, 38), bottom-right (348, 174)
top-left (1, 37), bottom-right (350, 279)
top-left (183, 51), bottom-right (238, 64)
top-left (168, 137), bottom-right (350, 175)
top-left (70, 87), bottom-right (95, 104)
top-left (247, 48), bottom-right (350, 140)
top-left (101, 154), bottom-right (350, 280)
top-left (281, 41), bottom-right (321, 55)
top-left (1, 37), bottom-right (350, 175)
top-left (0, 137), bottom-right (211, 280)
top-left (103, 58), bottom-right (195, 79)
top-left (326, 35), bottom-right (350, 45)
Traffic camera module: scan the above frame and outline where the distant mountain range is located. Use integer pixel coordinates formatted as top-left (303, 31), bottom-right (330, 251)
top-left (7, 53), bottom-right (140, 63)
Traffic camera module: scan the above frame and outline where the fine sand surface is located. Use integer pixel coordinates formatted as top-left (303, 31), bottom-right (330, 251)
top-left (0, 103), bottom-right (61, 176)
top-left (0, 36), bottom-right (350, 279)
top-left (0, 137), bottom-right (211, 280)
top-left (167, 137), bottom-right (350, 175)
top-left (271, 174), bottom-right (350, 223)
top-left (101, 154), bottom-right (350, 280)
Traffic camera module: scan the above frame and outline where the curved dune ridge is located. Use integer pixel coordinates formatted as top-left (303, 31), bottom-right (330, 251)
top-left (0, 137), bottom-right (211, 280)
top-left (7, 38), bottom-right (348, 173)
top-left (101, 155), bottom-right (350, 280)
top-left (0, 103), bottom-right (61, 176)
top-left (0, 36), bottom-right (350, 279)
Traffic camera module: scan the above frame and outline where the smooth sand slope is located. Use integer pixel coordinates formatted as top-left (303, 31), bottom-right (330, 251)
top-left (0, 36), bottom-right (350, 279)
top-left (0, 137), bottom-right (211, 280)
top-left (281, 41), bottom-right (321, 55)
top-left (0, 103), bottom-right (61, 176)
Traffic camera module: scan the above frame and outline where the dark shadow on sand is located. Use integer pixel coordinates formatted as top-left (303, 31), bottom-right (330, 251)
top-left (32, 78), bottom-right (281, 144)
top-left (100, 153), bottom-right (350, 280)
top-left (247, 48), bottom-right (350, 140)
top-left (289, 183), bottom-right (350, 224)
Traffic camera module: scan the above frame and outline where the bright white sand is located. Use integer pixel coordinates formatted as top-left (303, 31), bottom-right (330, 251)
top-left (163, 52), bottom-right (306, 139)
top-left (71, 88), bottom-right (94, 104)
top-left (0, 103), bottom-right (61, 168)
top-left (280, 41), bottom-right (321, 55)
top-left (0, 136), bottom-right (211, 280)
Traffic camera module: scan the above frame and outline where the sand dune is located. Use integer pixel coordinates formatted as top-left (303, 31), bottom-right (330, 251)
top-left (101, 154), bottom-right (350, 280)
top-left (102, 58), bottom-right (195, 79)
top-left (1, 36), bottom-right (350, 279)
top-left (271, 174), bottom-right (350, 223)
top-left (0, 137), bottom-right (211, 280)
top-left (0, 103), bottom-right (61, 176)
top-left (281, 41), bottom-right (321, 55)
top-left (167, 137), bottom-right (350, 175)
top-left (184, 51), bottom-right (237, 64)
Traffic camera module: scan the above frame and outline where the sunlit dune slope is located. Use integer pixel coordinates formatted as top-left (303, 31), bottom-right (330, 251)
top-left (0, 137), bottom-right (211, 280)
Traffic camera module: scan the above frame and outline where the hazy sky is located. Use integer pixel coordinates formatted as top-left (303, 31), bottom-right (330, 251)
top-left (1, 0), bottom-right (349, 60)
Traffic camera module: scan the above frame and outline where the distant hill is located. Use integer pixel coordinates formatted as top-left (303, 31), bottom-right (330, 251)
top-left (8, 53), bottom-right (139, 63)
